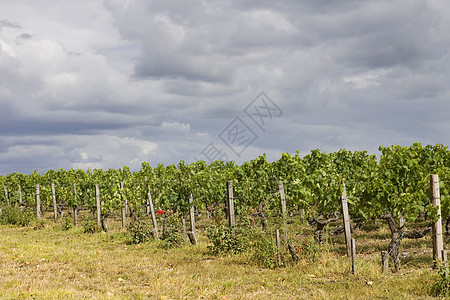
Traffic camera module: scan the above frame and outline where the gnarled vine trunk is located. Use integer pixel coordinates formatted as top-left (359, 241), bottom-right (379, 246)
top-left (311, 212), bottom-right (340, 244)
top-left (380, 214), bottom-right (403, 272)
top-left (257, 201), bottom-right (266, 232)
top-left (380, 213), bottom-right (432, 272)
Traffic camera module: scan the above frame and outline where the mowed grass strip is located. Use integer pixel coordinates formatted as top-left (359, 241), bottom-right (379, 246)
top-left (0, 221), bottom-right (443, 299)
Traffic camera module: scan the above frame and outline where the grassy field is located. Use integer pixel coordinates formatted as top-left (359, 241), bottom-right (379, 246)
top-left (0, 214), bottom-right (446, 299)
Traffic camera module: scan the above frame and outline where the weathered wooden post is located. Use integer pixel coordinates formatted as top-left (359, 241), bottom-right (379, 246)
top-left (52, 183), bottom-right (58, 223)
top-left (443, 250), bottom-right (448, 278)
top-left (120, 182), bottom-right (126, 229)
top-left (341, 184), bottom-right (352, 257)
top-left (95, 184), bottom-right (101, 227)
top-left (3, 184), bottom-right (9, 206)
top-left (381, 251), bottom-right (389, 273)
top-left (188, 193), bottom-right (197, 244)
top-left (144, 178), bottom-right (151, 216)
top-left (276, 229), bottom-right (281, 266)
top-left (299, 208), bottom-right (305, 224)
top-left (19, 184), bottom-right (23, 208)
top-left (146, 179), bottom-right (159, 239)
top-left (351, 238), bottom-right (356, 275)
top-left (182, 217), bottom-right (188, 246)
top-left (104, 215), bottom-right (110, 238)
top-left (189, 194), bottom-right (196, 233)
top-left (431, 174), bottom-right (444, 265)
top-left (279, 181), bottom-right (288, 243)
top-left (72, 183), bottom-right (79, 225)
top-left (36, 184), bottom-right (41, 219)
top-left (399, 214), bottom-right (405, 229)
top-left (227, 181), bottom-right (235, 227)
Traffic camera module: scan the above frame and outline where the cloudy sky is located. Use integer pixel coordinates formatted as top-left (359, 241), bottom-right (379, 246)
top-left (1, 0), bottom-right (449, 175)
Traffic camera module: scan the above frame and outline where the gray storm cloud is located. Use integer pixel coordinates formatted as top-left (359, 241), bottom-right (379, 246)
top-left (0, 0), bottom-right (449, 174)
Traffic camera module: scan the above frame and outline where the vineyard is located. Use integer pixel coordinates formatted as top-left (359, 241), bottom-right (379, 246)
top-left (1, 142), bottom-right (450, 298)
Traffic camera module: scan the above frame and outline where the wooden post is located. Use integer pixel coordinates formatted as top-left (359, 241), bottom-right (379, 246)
top-left (146, 180), bottom-right (159, 239)
top-left (95, 184), bottom-right (101, 227)
top-left (276, 229), bottom-right (281, 266)
top-left (279, 181), bottom-right (288, 243)
top-left (36, 184), bottom-right (41, 219)
top-left (431, 174), bottom-right (444, 264)
top-left (182, 217), bottom-right (188, 246)
top-left (341, 184), bottom-right (352, 257)
top-left (299, 208), bottom-right (305, 224)
top-left (443, 250), bottom-right (448, 278)
top-left (188, 193), bottom-right (197, 244)
top-left (399, 214), bottom-right (405, 229)
top-left (144, 177), bottom-right (151, 215)
top-left (52, 183), bottom-right (58, 223)
top-left (120, 182), bottom-right (126, 229)
top-left (381, 251), bottom-right (389, 273)
top-left (72, 183), bottom-right (78, 225)
top-left (227, 181), bottom-right (235, 227)
top-left (206, 204), bottom-right (211, 219)
top-left (3, 184), bottom-right (9, 206)
top-left (19, 184), bottom-right (23, 207)
top-left (189, 194), bottom-right (196, 233)
top-left (106, 217), bottom-right (110, 239)
top-left (351, 238), bottom-right (356, 275)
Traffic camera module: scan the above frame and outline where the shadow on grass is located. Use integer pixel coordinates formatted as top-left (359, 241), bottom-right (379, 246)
top-left (402, 237), bottom-right (432, 250)
top-left (401, 253), bottom-right (433, 269)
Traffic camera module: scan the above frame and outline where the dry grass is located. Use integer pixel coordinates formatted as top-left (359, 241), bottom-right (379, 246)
top-left (0, 215), bottom-right (445, 299)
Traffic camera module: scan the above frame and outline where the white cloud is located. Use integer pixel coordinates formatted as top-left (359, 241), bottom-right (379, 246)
top-left (161, 121), bottom-right (191, 133)
top-left (69, 135), bottom-right (158, 170)
top-left (241, 9), bottom-right (295, 32)
top-left (342, 69), bottom-right (389, 90)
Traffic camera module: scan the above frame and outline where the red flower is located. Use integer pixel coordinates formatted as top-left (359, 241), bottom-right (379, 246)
top-left (156, 210), bottom-right (164, 215)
